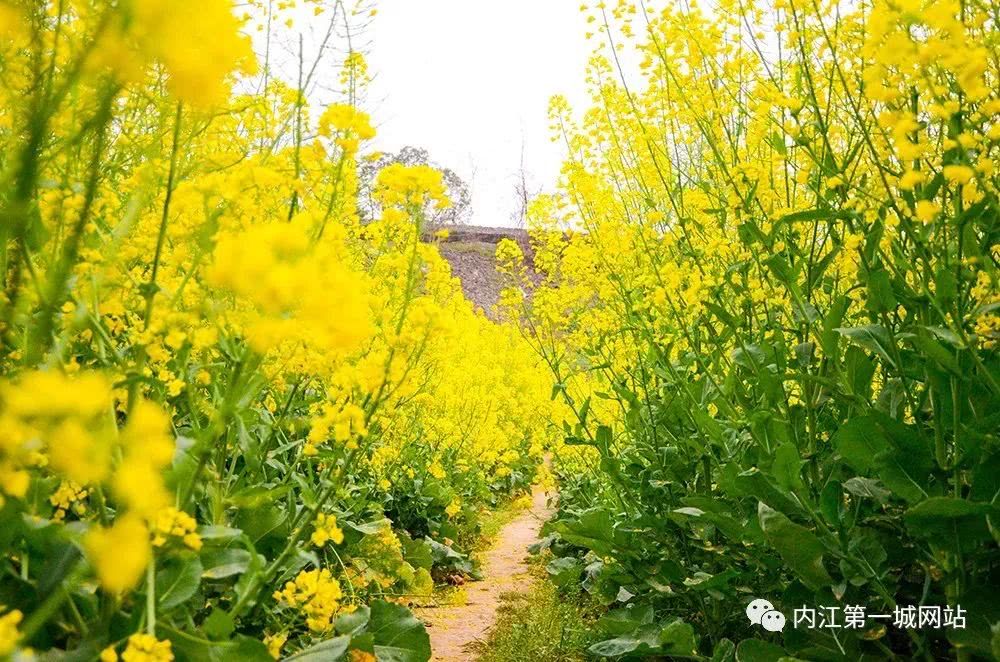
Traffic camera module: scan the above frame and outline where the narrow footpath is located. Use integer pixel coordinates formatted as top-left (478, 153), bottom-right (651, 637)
top-left (416, 485), bottom-right (554, 661)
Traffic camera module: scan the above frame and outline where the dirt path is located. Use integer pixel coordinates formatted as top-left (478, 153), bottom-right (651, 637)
top-left (417, 485), bottom-right (553, 661)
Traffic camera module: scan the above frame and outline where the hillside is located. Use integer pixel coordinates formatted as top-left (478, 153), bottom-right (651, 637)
top-left (425, 226), bottom-right (533, 319)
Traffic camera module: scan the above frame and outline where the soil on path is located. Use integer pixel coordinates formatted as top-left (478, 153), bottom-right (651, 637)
top-left (416, 485), bottom-right (554, 661)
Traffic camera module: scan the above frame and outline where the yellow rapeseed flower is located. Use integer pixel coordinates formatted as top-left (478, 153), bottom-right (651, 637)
top-left (311, 513), bottom-right (345, 547)
top-left (915, 200), bottom-right (941, 224)
top-left (85, 515), bottom-right (151, 593)
top-left (0, 609), bottom-right (23, 658)
top-left (120, 633), bottom-right (173, 662)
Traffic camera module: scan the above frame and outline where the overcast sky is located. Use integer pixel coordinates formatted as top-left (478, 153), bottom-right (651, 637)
top-left (364, 1), bottom-right (594, 227)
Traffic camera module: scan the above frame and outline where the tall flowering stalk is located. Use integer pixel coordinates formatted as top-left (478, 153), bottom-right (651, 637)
top-left (502, 0), bottom-right (1000, 658)
top-left (0, 2), bottom-right (556, 660)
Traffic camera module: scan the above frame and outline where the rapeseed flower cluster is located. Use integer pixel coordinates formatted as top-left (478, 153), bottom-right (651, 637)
top-left (500, 0), bottom-right (1000, 658)
top-left (113, 401), bottom-right (175, 518)
top-left (273, 568), bottom-right (344, 633)
top-left (0, 609), bottom-right (23, 658)
top-left (100, 0), bottom-right (255, 106)
top-left (151, 507), bottom-right (202, 551)
top-left (49, 481), bottom-right (90, 521)
top-left (0, 0), bottom-right (556, 658)
top-left (311, 513), bottom-right (345, 547)
top-left (107, 633), bottom-right (174, 662)
top-left (84, 515), bottom-right (151, 594)
top-left (375, 163), bottom-right (452, 210)
top-left (0, 371), bottom-right (113, 495)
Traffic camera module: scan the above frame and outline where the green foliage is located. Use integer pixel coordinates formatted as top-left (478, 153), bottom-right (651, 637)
top-left (536, 266), bottom-right (1000, 658)
top-left (277, 601), bottom-right (430, 662)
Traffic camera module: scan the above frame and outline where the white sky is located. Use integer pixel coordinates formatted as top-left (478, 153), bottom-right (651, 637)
top-left (364, 1), bottom-right (594, 226)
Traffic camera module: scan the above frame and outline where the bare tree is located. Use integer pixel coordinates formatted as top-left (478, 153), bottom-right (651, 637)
top-left (509, 133), bottom-right (541, 228)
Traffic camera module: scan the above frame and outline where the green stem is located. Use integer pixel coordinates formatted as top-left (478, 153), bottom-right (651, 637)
top-left (19, 563), bottom-right (83, 644)
top-left (146, 555), bottom-right (156, 636)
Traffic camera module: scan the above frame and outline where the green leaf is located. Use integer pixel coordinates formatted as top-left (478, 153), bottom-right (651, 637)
top-left (904, 497), bottom-right (995, 549)
top-left (235, 503), bottom-right (287, 544)
top-left (821, 295), bottom-right (850, 359)
top-left (588, 624), bottom-right (661, 658)
top-left (769, 131), bottom-right (787, 155)
top-left (672, 507), bottom-right (705, 517)
top-left (597, 603), bottom-right (653, 636)
top-left (935, 265), bottom-right (958, 303)
top-left (865, 268), bottom-right (895, 312)
top-left (400, 536), bottom-right (433, 571)
top-left (282, 636), bottom-right (351, 661)
top-left (596, 425), bottom-right (612, 454)
top-left (675, 499), bottom-right (746, 542)
top-left (909, 331), bottom-right (961, 374)
top-left (588, 637), bottom-right (646, 657)
top-left (369, 599), bottom-right (431, 662)
top-left (335, 606), bottom-right (371, 636)
top-left (836, 325), bottom-right (895, 367)
top-left (834, 417), bottom-right (889, 473)
top-left (946, 586), bottom-right (1000, 657)
top-left (766, 253), bottom-right (796, 285)
top-left (876, 418), bottom-right (935, 499)
top-left (926, 325), bottom-right (966, 347)
top-left (579, 397), bottom-right (592, 426)
top-left (198, 526), bottom-right (243, 541)
top-left (706, 301), bottom-right (739, 330)
top-left (731, 469), bottom-right (802, 516)
top-left (683, 570), bottom-right (739, 592)
top-left (545, 556), bottom-right (583, 588)
top-left (779, 208), bottom-right (836, 224)
top-left (844, 346), bottom-right (876, 399)
top-left (424, 537), bottom-right (474, 575)
top-left (758, 503), bottom-right (833, 590)
top-left (843, 477), bottom-right (891, 504)
top-left (157, 556), bottom-right (203, 611)
top-left (166, 634), bottom-right (272, 662)
top-left (732, 344), bottom-right (768, 370)
top-left (233, 542), bottom-right (265, 613)
top-left (35, 541), bottom-right (81, 598)
top-left (820, 480), bottom-right (843, 526)
top-left (227, 485), bottom-right (290, 508)
top-left (691, 407), bottom-right (727, 445)
top-left (201, 549), bottom-right (252, 580)
top-left (772, 443), bottom-right (804, 491)
top-left (659, 619), bottom-right (697, 656)
top-left (527, 533), bottom-right (557, 555)
top-left (836, 415), bottom-right (933, 503)
top-left (203, 609), bottom-right (235, 641)
top-left (551, 509), bottom-right (624, 556)
top-left (735, 639), bottom-right (786, 662)
top-left (808, 247), bottom-right (840, 290)
top-left (349, 518), bottom-right (392, 536)
top-left (712, 639), bottom-right (736, 662)
top-left (738, 221), bottom-right (769, 247)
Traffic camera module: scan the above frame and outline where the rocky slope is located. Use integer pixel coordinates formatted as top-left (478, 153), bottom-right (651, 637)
top-left (425, 226), bottom-right (532, 320)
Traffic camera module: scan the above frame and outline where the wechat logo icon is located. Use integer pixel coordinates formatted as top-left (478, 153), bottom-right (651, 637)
top-left (747, 598), bottom-right (786, 632)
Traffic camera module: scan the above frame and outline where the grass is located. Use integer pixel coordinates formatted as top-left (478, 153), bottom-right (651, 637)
top-left (437, 240), bottom-right (498, 257)
top-left (470, 556), bottom-right (603, 662)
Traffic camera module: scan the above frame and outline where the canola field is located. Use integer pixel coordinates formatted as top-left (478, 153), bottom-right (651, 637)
top-left (1, 0), bottom-right (999, 660)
